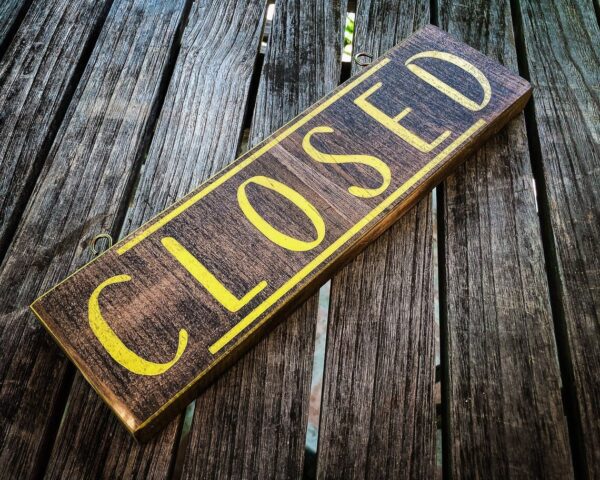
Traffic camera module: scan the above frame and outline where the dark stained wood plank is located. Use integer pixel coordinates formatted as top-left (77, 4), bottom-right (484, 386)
top-left (316, 2), bottom-right (437, 478)
top-left (438, 0), bottom-right (573, 478)
top-left (0, 0), bottom-right (30, 54)
top-left (181, 0), bottom-right (344, 477)
top-left (0, 0), bottom-right (112, 258)
top-left (0, 0), bottom-right (188, 477)
top-left (31, 25), bottom-right (531, 440)
top-left (515, 0), bottom-right (599, 476)
top-left (42, 0), bottom-right (268, 478)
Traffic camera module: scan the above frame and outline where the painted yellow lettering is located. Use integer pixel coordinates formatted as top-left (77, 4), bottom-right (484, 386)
top-left (354, 82), bottom-right (451, 153)
top-left (405, 50), bottom-right (491, 111)
top-left (162, 237), bottom-right (267, 312)
top-left (238, 175), bottom-right (325, 251)
top-left (88, 274), bottom-right (187, 375)
top-left (302, 126), bottom-right (391, 198)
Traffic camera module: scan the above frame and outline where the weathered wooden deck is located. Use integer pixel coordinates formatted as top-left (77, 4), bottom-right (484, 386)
top-left (0, 0), bottom-right (597, 479)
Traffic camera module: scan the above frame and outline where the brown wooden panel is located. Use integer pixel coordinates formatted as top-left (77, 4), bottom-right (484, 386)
top-left (0, 0), bottom-right (112, 257)
top-left (516, 0), bottom-right (599, 476)
top-left (438, 0), bottom-right (573, 478)
top-left (316, 2), bottom-right (437, 478)
top-left (0, 0), bottom-right (187, 477)
top-left (43, 0), bottom-right (267, 478)
top-left (181, 0), bottom-right (344, 477)
top-left (31, 25), bottom-right (531, 440)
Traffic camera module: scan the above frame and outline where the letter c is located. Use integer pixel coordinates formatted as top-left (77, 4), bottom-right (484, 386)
top-left (88, 274), bottom-right (188, 375)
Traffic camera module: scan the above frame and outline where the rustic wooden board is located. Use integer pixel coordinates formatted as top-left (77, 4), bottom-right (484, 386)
top-left (31, 25), bottom-right (531, 440)
top-left (438, 1), bottom-right (573, 478)
top-left (120, 0), bottom-right (266, 234)
top-left (0, 0), bottom-right (29, 54)
top-left (181, 0), bottom-right (344, 477)
top-left (317, 2), bottom-right (437, 479)
top-left (0, 0), bottom-right (187, 477)
top-left (43, 0), bottom-right (268, 478)
top-left (0, 0), bottom-right (112, 258)
top-left (516, 0), bottom-right (599, 476)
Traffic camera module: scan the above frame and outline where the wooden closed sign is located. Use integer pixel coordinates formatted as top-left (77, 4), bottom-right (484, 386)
top-left (32, 26), bottom-right (531, 440)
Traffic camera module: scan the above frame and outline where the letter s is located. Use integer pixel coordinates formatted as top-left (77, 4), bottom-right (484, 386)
top-left (303, 126), bottom-right (391, 198)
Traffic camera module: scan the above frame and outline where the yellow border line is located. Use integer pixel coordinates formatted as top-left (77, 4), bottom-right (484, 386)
top-left (135, 118), bottom-right (488, 433)
top-left (116, 59), bottom-right (391, 254)
top-left (209, 119), bottom-right (487, 353)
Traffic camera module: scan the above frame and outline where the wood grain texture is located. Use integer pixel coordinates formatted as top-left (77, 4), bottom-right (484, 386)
top-left (0, 0), bottom-right (112, 257)
top-left (0, 0), bottom-right (187, 477)
top-left (316, 2), bottom-right (437, 479)
top-left (181, 0), bottom-right (344, 477)
top-left (43, 0), bottom-right (268, 478)
top-left (46, 375), bottom-right (181, 480)
top-left (438, 0), bottom-right (573, 477)
top-left (120, 0), bottom-right (267, 235)
top-left (516, 0), bottom-right (599, 476)
top-left (0, 0), bottom-right (30, 53)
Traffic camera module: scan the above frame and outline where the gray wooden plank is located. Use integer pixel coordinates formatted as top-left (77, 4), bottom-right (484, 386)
top-left (515, 0), bottom-right (599, 476)
top-left (0, 0), bottom-right (188, 477)
top-left (0, 0), bottom-right (30, 53)
top-left (121, 0), bottom-right (266, 233)
top-left (180, 0), bottom-right (346, 478)
top-left (438, 0), bottom-right (574, 477)
top-left (46, 374), bottom-right (181, 479)
top-left (0, 0), bottom-right (112, 259)
top-left (316, 2), bottom-right (436, 478)
top-left (42, 0), bottom-right (267, 478)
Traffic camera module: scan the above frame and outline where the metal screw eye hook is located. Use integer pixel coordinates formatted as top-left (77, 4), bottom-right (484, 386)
top-left (354, 51), bottom-right (373, 67)
top-left (91, 233), bottom-right (113, 256)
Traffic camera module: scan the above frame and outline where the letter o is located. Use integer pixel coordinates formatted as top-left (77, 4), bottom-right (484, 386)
top-left (237, 176), bottom-right (325, 252)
